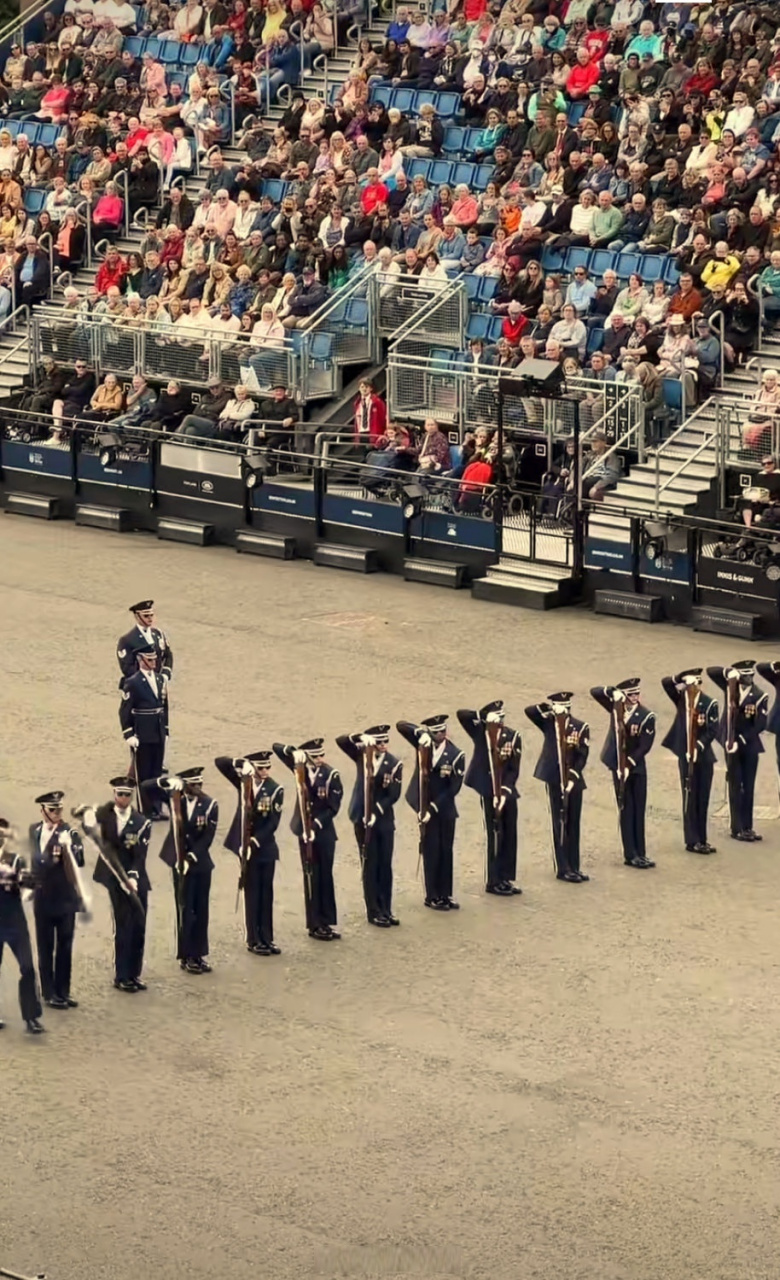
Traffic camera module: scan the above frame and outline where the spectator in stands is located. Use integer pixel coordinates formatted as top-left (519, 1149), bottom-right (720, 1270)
top-left (353, 379), bottom-right (387, 448)
top-left (759, 251), bottom-right (780, 325)
top-left (81, 372), bottom-right (124, 423)
top-left (724, 280), bottom-right (760, 368)
top-left (700, 241), bottom-right (741, 293)
top-left (92, 179), bottom-right (124, 236)
top-left (691, 318), bottom-right (721, 400)
top-left (15, 234), bottom-right (50, 307)
top-left (550, 303), bottom-right (587, 361)
top-left (53, 208), bottom-right (86, 274)
top-left (416, 416), bottom-right (451, 477)
top-left (581, 431), bottom-right (620, 500)
top-left (565, 265), bottom-right (597, 319)
top-left (51, 357), bottom-right (96, 425)
top-left (602, 312), bottom-right (631, 364)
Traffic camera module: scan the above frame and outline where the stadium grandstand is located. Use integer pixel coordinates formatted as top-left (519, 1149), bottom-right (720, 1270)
top-left (1, 0), bottom-right (780, 630)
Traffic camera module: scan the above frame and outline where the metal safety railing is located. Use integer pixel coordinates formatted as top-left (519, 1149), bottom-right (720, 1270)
top-left (379, 272), bottom-right (467, 347)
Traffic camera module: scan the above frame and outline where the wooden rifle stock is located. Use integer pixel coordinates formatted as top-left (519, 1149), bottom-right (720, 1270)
top-left (416, 741), bottom-right (432, 877)
top-left (237, 770), bottom-right (253, 908)
top-left (553, 710), bottom-right (569, 849)
top-left (361, 741), bottom-right (375, 869)
top-left (613, 697), bottom-right (628, 811)
top-left (293, 761), bottom-right (315, 898)
top-left (684, 683), bottom-right (698, 812)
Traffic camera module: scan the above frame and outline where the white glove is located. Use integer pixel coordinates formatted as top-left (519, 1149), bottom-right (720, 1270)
top-left (620, 768), bottom-right (630, 783)
top-left (313, 817), bottom-right (323, 830)
top-left (565, 779), bottom-right (575, 794)
top-left (611, 688), bottom-right (626, 704)
top-left (420, 810), bottom-right (432, 824)
top-left (418, 732), bottom-right (432, 748)
top-left (486, 711), bottom-right (502, 724)
top-left (360, 734), bottom-right (375, 747)
top-left (727, 742), bottom-right (739, 754)
top-left (240, 759), bottom-right (254, 777)
top-left (127, 870), bottom-right (138, 883)
top-left (726, 667), bottom-right (739, 681)
top-left (82, 807), bottom-right (97, 830)
top-left (167, 777), bottom-right (183, 792)
top-left (126, 735), bottom-right (139, 750)
top-left (366, 814), bottom-right (376, 828)
top-left (293, 749), bottom-right (307, 765)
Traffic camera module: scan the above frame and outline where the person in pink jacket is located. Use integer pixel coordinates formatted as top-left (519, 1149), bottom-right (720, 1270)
top-left (140, 52), bottom-right (167, 98)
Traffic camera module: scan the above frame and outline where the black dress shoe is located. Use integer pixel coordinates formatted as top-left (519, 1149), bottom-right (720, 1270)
top-left (26, 1018), bottom-right (46, 1035)
top-left (252, 943), bottom-right (273, 955)
top-left (386, 914), bottom-right (400, 926)
top-left (576, 872), bottom-right (590, 882)
top-left (65, 997), bottom-right (78, 1008)
top-left (184, 960), bottom-right (203, 973)
top-left (309, 927), bottom-right (332, 940)
top-left (703, 843), bottom-right (717, 853)
top-left (424, 898), bottom-right (436, 908)
top-left (326, 927), bottom-right (341, 939)
top-left (429, 899), bottom-right (449, 910)
top-left (132, 979), bottom-right (147, 990)
top-left (692, 843), bottom-right (713, 854)
top-left (46, 996), bottom-right (68, 1009)
top-left (685, 844), bottom-right (697, 852)
top-left (486, 884), bottom-right (514, 896)
top-left (745, 830), bottom-right (762, 841)
top-left (266, 943), bottom-right (282, 954)
top-left (197, 960), bottom-right (212, 973)
top-left (446, 898), bottom-right (460, 910)
top-left (625, 857), bottom-right (650, 868)
top-left (506, 883), bottom-right (522, 894)
top-left (558, 872), bottom-right (581, 883)
top-left (639, 857), bottom-right (656, 868)
top-left (0, 1019), bottom-right (5, 1030)
top-left (369, 915), bottom-right (391, 927)
top-left (116, 980), bottom-right (138, 993)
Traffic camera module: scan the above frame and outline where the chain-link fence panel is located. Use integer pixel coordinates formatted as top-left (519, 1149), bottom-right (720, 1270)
top-left (96, 322), bottom-right (138, 378)
top-left (36, 315), bottom-right (93, 367)
top-left (137, 330), bottom-right (211, 386)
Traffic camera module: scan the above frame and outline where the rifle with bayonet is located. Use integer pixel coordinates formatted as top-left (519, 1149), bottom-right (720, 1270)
top-left (613, 694), bottom-right (628, 812)
top-left (360, 739), bottom-right (375, 873)
top-left (416, 737), bottom-right (432, 878)
top-left (293, 757), bottom-right (315, 900)
top-left (553, 707), bottom-right (569, 852)
top-left (71, 804), bottom-right (145, 922)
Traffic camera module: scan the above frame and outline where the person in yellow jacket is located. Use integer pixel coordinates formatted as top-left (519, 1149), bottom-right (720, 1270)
top-left (700, 241), bottom-right (741, 292)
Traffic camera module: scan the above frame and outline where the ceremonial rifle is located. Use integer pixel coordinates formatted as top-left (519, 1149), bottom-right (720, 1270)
top-left (169, 785), bottom-right (187, 940)
top-left (684, 682), bottom-right (698, 817)
top-left (236, 766), bottom-right (253, 911)
top-left (612, 695), bottom-right (628, 812)
top-left (485, 720), bottom-right (503, 874)
top-left (293, 758), bottom-right (315, 899)
top-left (360, 740), bottom-right (375, 872)
top-left (58, 827), bottom-right (92, 920)
top-left (71, 805), bottom-right (145, 922)
top-left (553, 708), bottom-right (569, 852)
top-left (416, 738), bottom-right (432, 878)
top-left (724, 668), bottom-right (739, 806)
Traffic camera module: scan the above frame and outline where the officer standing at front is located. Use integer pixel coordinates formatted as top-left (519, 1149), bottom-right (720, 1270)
top-left (661, 668), bottom-right (719, 854)
top-left (396, 715), bottom-right (465, 911)
top-left (273, 739), bottom-right (343, 942)
top-left (457, 700), bottom-right (522, 897)
top-left (120, 644), bottom-right (169, 820)
top-left (590, 678), bottom-right (656, 869)
top-left (89, 777), bottom-right (152, 992)
top-left (707, 661), bottom-right (767, 842)
top-left (152, 767), bottom-right (218, 974)
top-left (117, 599), bottom-right (173, 687)
top-left (0, 820), bottom-right (45, 1034)
top-left (336, 725), bottom-right (403, 928)
top-left (29, 791), bottom-right (87, 1009)
top-left (214, 751), bottom-right (284, 955)
top-left (524, 694), bottom-right (590, 883)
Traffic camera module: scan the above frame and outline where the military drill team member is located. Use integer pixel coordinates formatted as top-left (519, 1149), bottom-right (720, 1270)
top-left (707, 662), bottom-right (768, 843)
top-left (661, 668), bottom-right (719, 854)
top-left (273, 739), bottom-right (344, 942)
top-left (457, 700), bottom-right (522, 897)
top-left (29, 791), bottom-right (88, 1009)
top-left (0, 820), bottom-right (45, 1034)
top-left (150, 768), bottom-right (218, 973)
top-left (120, 645), bottom-right (169, 820)
top-left (525, 694), bottom-right (590, 883)
top-left (396, 715), bottom-right (465, 911)
top-left (117, 599), bottom-right (173, 688)
top-left (590, 679), bottom-right (656, 870)
top-left (84, 778), bottom-right (152, 992)
top-left (336, 725), bottom-right (403, 928)
top-left (756, 661), bottom-right (780, 794)
top-left (214, 751), bottom-right (284, 955)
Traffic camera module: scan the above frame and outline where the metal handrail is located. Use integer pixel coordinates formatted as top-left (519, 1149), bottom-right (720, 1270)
top-left (1, 304), bottom-right (32, 377)
top-left (385, 273), bottom-right (466, 349)
top-left (652, 396), bottom-right (715, 460)
top-left (73, 197), bottom-right (92, 268)
top-left (707, 307), bottom-right (726, 389)
top-left (220, 80), bottom-right (236, 148)
top-left (115, 168), bottom-right (131, 238)
top-left (656, 425), bottom-right (717, 505)
top-left (313, 53), bottom-right (329, 104)
top-left (303, 263), bottom-right (373, 332)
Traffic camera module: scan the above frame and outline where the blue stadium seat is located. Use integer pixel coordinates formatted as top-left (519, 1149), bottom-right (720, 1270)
top-left (345, 298), bottom-right (369, 328)
top-left (474, 164), bottom-right (494, 189)
top-left (144, 37), bottom-right (162, 58)
top-left (180, 43), bottom-right (200, 65)
top-left (390, 88), bottom-right (415, 113)
top-left (638, 255), bottom-right (664, 283)
top-left (37, 124), bottom-right (58, 147)
top-left (124, 35), bottom-right (145, 56)
top-left (463, 128), bottom-right (482, 152)
top-left (19, 122), bottom-right (39, 144)
top-left (477, 275), bottom-right (498, 303)
top-left (260, 179), bottom-right (286, 202)
top-left (436, 92), bottom-right (461, 119)
top-left (662, 376), bottom-right (685, 422)
top-left (615, 251), bottom-right (639, 280)
top-left (541, 245), bottom-right (566, 273)
top-left (414, 90), bottom-right (438, 112)
top-left (328, 83), bottom-right (340, 104)
top-left (160, 40), bottom-right (185, 64)
top-left (586, 326), bottom-right (604, 354)
top-left (448, 444), bottom-right (462, 468)
top-left (564, 247), bottom-right (592, 274)
top-left (309, 332), bottom-right (334, 362)
top-left (406, 158), bottom-right (431, 182)
top-left (370, 84), bottom-right (392, 109)
top-left (568, 102), bottom-right (586, 124)
top-left (452, 162), bottom-right (476, 187)
top-left (24, 189), bottom-right (45, 213)
top-left (429, 159), bottom-right (453, 186)
top-left (590, 249), bottom-right (617, 278)
top-left (466, 313), bottom-right (490, 341)
top-left (462, 274), bottom-right (481, 304)
top-left (4, 121), bottom-right (20, 138)
top-left (168, 70), bottom-right (188, 90)
top-left (430, 347), bottom-right (454, 369)
top-left (663, 257), bottom-right (681, 285)
top-left (487, 316), bottom-right (504, 343)
top-left (443, 126), bottom-right (465, 155)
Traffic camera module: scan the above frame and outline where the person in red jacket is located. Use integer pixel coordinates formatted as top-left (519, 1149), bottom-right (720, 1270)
top-left (502, 300), bottom-right (529, 346)
top-left (360, 169), bottom-right (390, 218)
top-left (95, 244), bottom-right (128, 294)
top-left (353, 378), bottom-right (387, 447)
top-left (566, 46), bottom-right (601, 98)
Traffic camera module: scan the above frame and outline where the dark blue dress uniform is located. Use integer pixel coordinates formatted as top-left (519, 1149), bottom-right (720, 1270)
top-left (396, 716), bottom-right (465, 910)
top-left (756, 661), bottom-right (780, 779)
top-left (0, 832), bottom-right (43, 1030)
top-left (336, 727), bottom-right (403, 926)
top-left (524, 696), bottom-right (590, 883)
top-left (154, 772), bottom-right (218, 969)
top-left (273, 742), bottom-right (343, 939)
top-left (119, 664), bottom-right (169, 818)
top-left (29, 797), bottom-right (86, 1006)
top-left (117, 599), bottom-right (173, 687)
top-left (590, 680), bottom-right (656, 869)
top-left (457, 702), bottom-right (522, 895)
top-left (707, 663), bottom-right (767, 841)
top-left (214, 753), bottom-right (284, 953)
top-left (661, 669), bottom-right (719, 853)
top-left (92, 787), bottom-right (151, 988)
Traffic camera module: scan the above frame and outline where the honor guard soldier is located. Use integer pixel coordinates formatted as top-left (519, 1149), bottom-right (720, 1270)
top-left (525, 694), bottom-right (590, 883)
top-left (29, 791), bottom-right (89, 1009)
top-left (396, 715), bottom-right (465, 911)
top-left (707, 662), bottom-right (768, 843)
top-left (457, 701), bottom-right (522, 897)
top-left (336, 726), bottom-right (403, 928)
top-left (590, 679), bottom-right (656, 869)
top-left (273, 739), bottom-right (343, 942)
top-left (150, 768), bottom-right (218, 973)
top-left (0, 821), bottom-right (45, 1034)
top-left (82, 778), bottom-right (152, 992)
top-left (117, 600), bottom-right (173, 688)
top-left (756, 660), bottom-right (780, 794)
top-left (120, 645), bottom-right (169, 820)
top-left (214, 752), bottom-right (284, 955)
top-left (661, 669), bottom-right (719, 854)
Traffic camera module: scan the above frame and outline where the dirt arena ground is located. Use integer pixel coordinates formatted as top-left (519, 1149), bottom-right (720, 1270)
top-left (2, 518), bottom-right (780, 1280)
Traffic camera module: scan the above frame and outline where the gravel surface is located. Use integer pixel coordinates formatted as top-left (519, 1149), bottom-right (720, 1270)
top-left (2, 519), bottom-right (779, 1280)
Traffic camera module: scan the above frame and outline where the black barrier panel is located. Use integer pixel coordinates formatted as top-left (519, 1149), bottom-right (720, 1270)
top-left (322, 493), bottom-right (405, 537)
top-left (77, 453), bottom-right (154, 494)
top-left (253, 483), bottom-right (316, 520)
top-left (2, 440), bottom-right (72, 481)
top-left (155, 442), bottom-right (245, 508)
top-left (583, 537), bottom-right (633, 574)
top-left (697, 555), bottom-right (780, 602)
top-left (421, 510), bottom-right (497, 553)
top-left (639, 550), bottom-right (692, 585)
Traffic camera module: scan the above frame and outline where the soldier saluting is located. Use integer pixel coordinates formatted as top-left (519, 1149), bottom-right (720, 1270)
top-left (117, 599), bottom-right (173, 688)
top-left (336, 725), bottom-right (403, 928)
top-left (396, 715), bottom-right (465, 912)
top-left (661, 668), bottom-right (719, 855)
top-left (273, 739), bottom-right (343, 942)
top-left (0, 820), bottom-right (45, 1035)
top-left (149, 767), bottom-right (218, 974)
top-left (707, 661), bottom-right (767, 843)
top-left (525, 693), bottom-right (590, 883)
top-left (214, 751), bottom-right (284, 955)
top-left (457, 700), bottom-right (522, 897)
top-left (29, 790), bottom-right (89, 1009)
top-left (590, 678), bottom-right (656, 869)
top-left (120, 644), bottom-right (169, 821)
